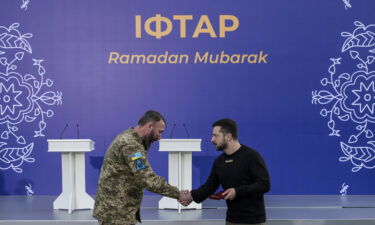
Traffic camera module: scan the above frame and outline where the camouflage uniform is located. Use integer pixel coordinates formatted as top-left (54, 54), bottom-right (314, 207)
top-left (93, 127), bottom-right (179, 225)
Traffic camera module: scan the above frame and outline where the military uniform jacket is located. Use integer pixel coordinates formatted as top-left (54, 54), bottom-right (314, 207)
top-left (93, 127), bottom-right (179, 224)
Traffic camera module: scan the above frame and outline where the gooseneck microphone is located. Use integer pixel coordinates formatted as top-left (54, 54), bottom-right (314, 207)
top-left (76, 124), bottom-right (80, 139)
top-left (59, 123), bottom-right (68, 139)
top-left (182, 123), bottom-right (190, 139)
top-left (170, 123), bottom-right (176, 138)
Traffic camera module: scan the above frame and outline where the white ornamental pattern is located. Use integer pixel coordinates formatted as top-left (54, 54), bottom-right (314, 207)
top-left (312, 21), bottom-right (375, 172)
top-left (0, 22), bottom-right (62, 173)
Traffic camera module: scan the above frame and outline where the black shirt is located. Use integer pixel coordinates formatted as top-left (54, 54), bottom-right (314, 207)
top-left (191, 145), bottom-right (271, 224)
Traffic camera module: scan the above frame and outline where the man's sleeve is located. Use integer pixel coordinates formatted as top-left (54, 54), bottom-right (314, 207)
top-left (190, 162), bottom-right (220, 203)
top-left (235, 152), bottom-right (270, 198)
top-left (124, 145), bottom-right (179, 199)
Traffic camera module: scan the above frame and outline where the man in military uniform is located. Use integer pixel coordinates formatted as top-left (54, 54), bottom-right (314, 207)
top-left (93, 110), bottom-right (190, 225)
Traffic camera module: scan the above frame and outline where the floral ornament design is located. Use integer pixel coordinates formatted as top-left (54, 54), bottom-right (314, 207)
top-left (312, 21), bottom-right (375, 172)
top-left (20, 0), bottom-right (30, 11)
top-left (25, 183), bottom-right (33, 196)
top-left (340, 182), bottom-right (349, 196)
top-left (342, 0), bottom-right (352, 10)
top-left (0, 23), bottom-right (62, 173)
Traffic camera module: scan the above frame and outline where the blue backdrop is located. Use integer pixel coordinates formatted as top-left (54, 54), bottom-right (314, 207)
top-left (0, 0), bottom-right (374, 196)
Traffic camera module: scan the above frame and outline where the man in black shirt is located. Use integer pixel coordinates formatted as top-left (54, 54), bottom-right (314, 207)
top-left (184, 118), bottom-right (270, 225)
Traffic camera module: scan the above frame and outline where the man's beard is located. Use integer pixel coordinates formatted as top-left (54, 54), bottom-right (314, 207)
top-left (143, 133), bottom-right (156, 150)
top-left (215, 141), bottom-right (228, 151)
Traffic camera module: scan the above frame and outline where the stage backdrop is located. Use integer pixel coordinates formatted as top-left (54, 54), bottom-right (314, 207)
top-left (0, 0), bottom-right (374, 196)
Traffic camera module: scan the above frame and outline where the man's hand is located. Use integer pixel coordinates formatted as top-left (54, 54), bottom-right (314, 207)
top-left (178, 190), bottom-right (193, 206)
top-left (222, 188), bottom-right (236, 200)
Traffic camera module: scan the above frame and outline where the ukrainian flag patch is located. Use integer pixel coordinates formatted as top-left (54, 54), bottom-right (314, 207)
top-left (131, 152), bottom-right (142, 161)
top-left (131, 152), bottom-right (146, 171)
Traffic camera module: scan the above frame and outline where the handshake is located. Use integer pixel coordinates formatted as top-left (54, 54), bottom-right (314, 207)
top-left (177, 188), bottom-right (236, 206)
top-left (177, 190), bottom-right (193, 206)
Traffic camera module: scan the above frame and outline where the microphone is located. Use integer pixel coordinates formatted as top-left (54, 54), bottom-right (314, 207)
top-left (76, 124), bottom-right (80, 139)
top-left (59, 123), bottom-right (68, 139)
top-left (182, 123), bottom-right (190, 139)
top-left (170, 123), bottom-right (176, 138)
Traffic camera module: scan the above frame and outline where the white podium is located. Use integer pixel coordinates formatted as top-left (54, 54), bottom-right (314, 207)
top-left (47, 139), bottom-right (95, 214)
top-left (158, 139), bottom-right (202, 211)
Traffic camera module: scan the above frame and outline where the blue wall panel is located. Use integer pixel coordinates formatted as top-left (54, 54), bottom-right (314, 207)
top-left (0, 0), bottom-right (374, 195)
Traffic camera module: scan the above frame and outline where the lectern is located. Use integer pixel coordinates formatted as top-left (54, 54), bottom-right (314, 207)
top-left (47, 139), bottom-right (95, 214)
top-left (158, 139), bottom-right (202, 211)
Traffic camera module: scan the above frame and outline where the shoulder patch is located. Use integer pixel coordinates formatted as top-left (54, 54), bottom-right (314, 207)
top-left (131, 152), bottom-right (143, 161)
top-left (131, 152), bottom-right (146, 171)
top-left (134, 158), bottom-right (146, 171)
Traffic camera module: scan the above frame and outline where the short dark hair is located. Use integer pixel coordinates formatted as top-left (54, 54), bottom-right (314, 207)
top-left (138, 110), bottom-right (166, 126)
top-left (212, 118), bottom-right (238, 140)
